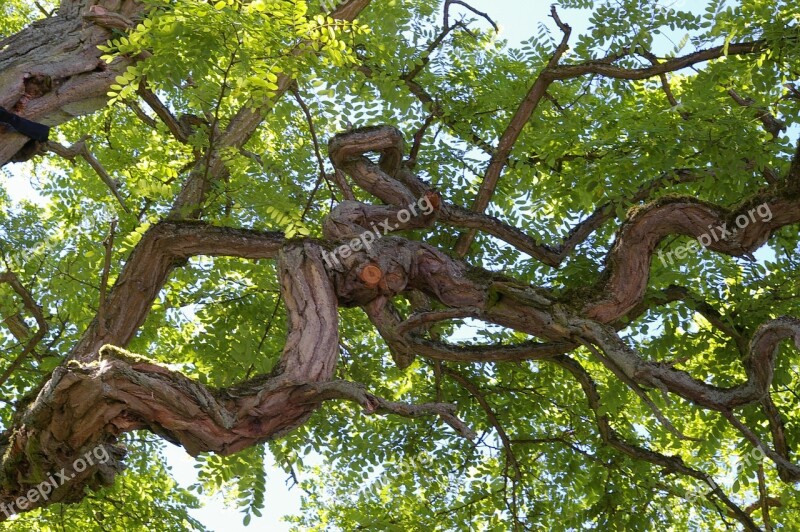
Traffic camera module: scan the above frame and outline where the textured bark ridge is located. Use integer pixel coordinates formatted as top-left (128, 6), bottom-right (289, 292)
top-left (16, 242), bottom-right (338, 459)
top-left (585, 195), bottom-right (800, 322)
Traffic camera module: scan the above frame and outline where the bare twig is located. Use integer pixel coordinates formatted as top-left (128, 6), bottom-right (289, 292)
top-left (298, 379), bottom-right (476, 439)
top-left (290, 84), bottom-right (338, 214)
top-left (47, 140), bottom-right (131, 213)
top-left (442, 366), bottom-right (521, 479)
top-left (444, 0), bottom-right (498, 32)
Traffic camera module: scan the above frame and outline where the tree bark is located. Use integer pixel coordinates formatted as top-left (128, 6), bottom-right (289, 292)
top-left (0, 0), bottom-right (143, 164)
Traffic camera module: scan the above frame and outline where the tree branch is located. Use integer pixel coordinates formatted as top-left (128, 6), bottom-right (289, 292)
top-left (454, 6), bottom-right (572, 256)
top-left (0, 271), bottom-right (48, 388)
top-left (552, 354), bottom-right (759, 531)
top-left (47, 139), bottom-right (131, 213)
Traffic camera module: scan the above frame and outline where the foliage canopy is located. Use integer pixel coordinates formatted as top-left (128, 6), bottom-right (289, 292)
top-left (1, 0), bottom-right (800, 530)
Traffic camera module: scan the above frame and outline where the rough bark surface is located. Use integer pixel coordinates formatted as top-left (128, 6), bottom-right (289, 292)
top-left (2, 122), bottom-right (799, 528)
top-left (0, 0), bottom-right (143, 164)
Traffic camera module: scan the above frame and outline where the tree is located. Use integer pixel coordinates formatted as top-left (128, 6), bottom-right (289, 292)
top-left (0, 0), bottom-right (799, 528)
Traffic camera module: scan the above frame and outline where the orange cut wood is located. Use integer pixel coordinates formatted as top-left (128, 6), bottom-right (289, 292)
top-left (359, 264), bottom-right (383, 287)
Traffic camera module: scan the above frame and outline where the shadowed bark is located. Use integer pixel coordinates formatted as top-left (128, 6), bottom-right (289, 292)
top-left (0, 0), bottom-right (142, 164)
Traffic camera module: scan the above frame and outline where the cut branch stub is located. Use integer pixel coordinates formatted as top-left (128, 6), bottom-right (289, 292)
top-left (359, 264), bottom-right (383, 288)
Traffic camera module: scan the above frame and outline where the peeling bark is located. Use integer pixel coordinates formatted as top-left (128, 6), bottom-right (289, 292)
top-left (0, 0), bottom-right (142, 164)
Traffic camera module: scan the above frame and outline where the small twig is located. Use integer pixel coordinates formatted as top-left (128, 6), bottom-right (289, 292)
top-left (640, 50), bottom-right (689, 119)
top-left (0, 271), bottom-right (48, 386)
top-left (397, 307), bottom-right (481, 336)
top-left (543, 91), bottom-right (565, 113)
top-left (283, 460), bottom-right (301, 490)
top-left (290, 84), bottom-right (338, 216)
top-left (402, 22), bottom-right (461, 83)
top-left (442, 366), bottom-right (521, 480)
top-left (408, 114), bottom-right (435, 166)
top-left (297, 379), bottom-right (476, 439)
top-left (330, 169), bottom-right (356, 201)
top-left (784, 83), bottom-right (800, 101)
top-left (47, 140), bottom-right (131, 213)
top-left (125, 101), bottom-right (158, 130)
top-left (444, 0), bottom-right (498, 32)
top-left (98, 220), bottom-right (118, 337)
top-left (33, 1), bottom-right (54, 17)
top-left (137, 82), bottom-right (189, 143)
top-left (727, 88), bottom-right (786, 138)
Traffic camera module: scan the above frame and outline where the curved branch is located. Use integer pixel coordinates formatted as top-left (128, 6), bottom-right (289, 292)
top-left (572, 316), bottom-right (800, 414)
top-left (585, 194), bottom-right (800, 322)
top-left (69, 222), bottom-right (285, 362)
top-left (359, 291), bottom-right (573, 364)
top-left (0, 241), bottom-right (474, 517)
top-left (332, 125), bottom-right (714, 271)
